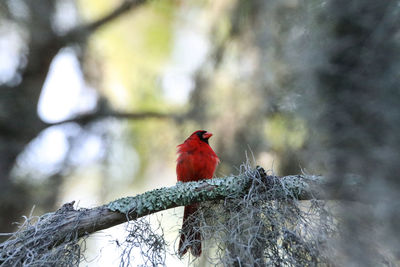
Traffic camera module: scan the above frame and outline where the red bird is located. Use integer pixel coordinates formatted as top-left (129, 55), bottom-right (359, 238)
top-left (177, 130), bottom-right (219, 257)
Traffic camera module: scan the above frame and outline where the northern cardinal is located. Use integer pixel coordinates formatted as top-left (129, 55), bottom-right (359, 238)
top-left (177, 130), bottom-right (219, 257)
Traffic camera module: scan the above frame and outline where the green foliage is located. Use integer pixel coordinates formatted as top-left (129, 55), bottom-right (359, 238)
top-left (83, 0), bottom-right (175, 110)
top-left (264, 114), bottom-right (307, 151)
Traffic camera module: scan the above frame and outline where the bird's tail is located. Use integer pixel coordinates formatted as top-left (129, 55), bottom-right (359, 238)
top-left (178, 204), bottom-right (201, 257)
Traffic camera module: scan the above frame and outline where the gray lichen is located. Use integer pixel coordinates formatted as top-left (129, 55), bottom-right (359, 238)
top-left (107, 168), bottom-right (326, 217)
top-left (107, 172), bottom-right (254, 215)
top-left (1, 167), bottom-right (335, 266)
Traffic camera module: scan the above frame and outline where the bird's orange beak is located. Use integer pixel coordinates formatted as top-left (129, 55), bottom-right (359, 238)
top-left (202, 132), bottom-right (213, 139)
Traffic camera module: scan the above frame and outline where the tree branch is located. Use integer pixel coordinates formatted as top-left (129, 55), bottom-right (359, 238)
top-left (84, 0), bottom-right (146, 33)
top-left (1, 167), bottom-right (345, 264)
top-left (62, 0), bottom-right (147, 44)
top-left (45, 110), bottom-right (179, 127)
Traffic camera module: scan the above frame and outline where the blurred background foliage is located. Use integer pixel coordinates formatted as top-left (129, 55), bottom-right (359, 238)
top-left (1, 0), bottom-right (399, 266)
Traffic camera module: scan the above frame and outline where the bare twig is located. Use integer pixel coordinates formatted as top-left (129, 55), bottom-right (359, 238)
top-left (45, 110), bottom-right (179, 127)
top-left (61, 0), bottom-right (147, 44)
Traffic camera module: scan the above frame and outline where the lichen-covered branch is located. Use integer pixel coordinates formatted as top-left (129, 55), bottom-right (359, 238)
top-left (0, 167), bottom-right (328, 265)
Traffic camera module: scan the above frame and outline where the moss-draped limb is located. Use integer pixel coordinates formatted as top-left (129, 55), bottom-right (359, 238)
top-left (0, 167), bottom-right (330, 265)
